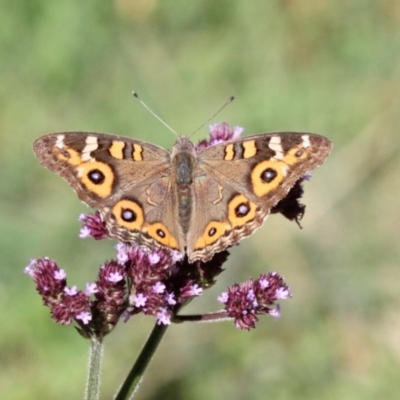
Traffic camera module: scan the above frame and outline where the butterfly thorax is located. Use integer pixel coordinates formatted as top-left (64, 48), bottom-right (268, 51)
top-left (171, 136), bottom-right (197, 235)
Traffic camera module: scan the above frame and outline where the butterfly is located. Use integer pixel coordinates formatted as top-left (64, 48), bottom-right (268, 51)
top-left (33, 126), bottom-right (332, 262)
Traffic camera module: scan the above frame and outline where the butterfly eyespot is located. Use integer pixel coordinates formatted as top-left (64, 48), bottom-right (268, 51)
top-left (78, 161), bottom-right (114, 198)
top-left (295, 149), bottom-right (304, 158)
top-left (284, 145), bottom-right (308, 165)
top-left (145, 223), bottom-right (179, 249)
top-left (228, 194), bottom-right (257, 227)
top-left (121, 208), bottom-right (137, 222)
top-left (112, 199), bottom-right (144, 230)
top-left (251, 161), bottom-right (285, 197)
top-left (261, 168), bottom-right (277, 183)
top-left (235, 203), bottom-right (250, 217)
top-left (195, 221), bottom-right (228, 249)
top-left (88, 169), bottom-right (105, 184)
top-left (208, 227), bottom-right (217, 237)
top-left (156, 229), bottom-right (166, 238)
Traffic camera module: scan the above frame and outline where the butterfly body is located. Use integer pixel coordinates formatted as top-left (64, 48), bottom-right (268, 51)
top-left (33, 130), bottom-right (332, 262)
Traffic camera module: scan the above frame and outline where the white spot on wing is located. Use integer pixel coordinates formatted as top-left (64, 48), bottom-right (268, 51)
top-left (302, 135), bottom-right (311, 148)
top-left (269, 136), bottom-right (284, 160)
top-left (55, 135), bottom-right (65, 149)
top-left (81, 136), bottom-right (98, 161)
top-left (280, 164), bottom-right (289, 176)
top-left (76, 166), bottom-right (84, 177)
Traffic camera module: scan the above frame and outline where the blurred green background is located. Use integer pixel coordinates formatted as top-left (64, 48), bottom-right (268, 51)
top-left (1, 1), bottom-right (400, 399)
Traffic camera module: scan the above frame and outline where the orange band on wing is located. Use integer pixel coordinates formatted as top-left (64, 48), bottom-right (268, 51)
top-left (109, 141), bottom-right (125, 159)
top-left (195, 221), bottom-right (229, 249)
top-left (228, 194), bottom-right (257, 227)
top-left (112, 199), bottom-right (144, 230)
top-left (145, 222), bottom-right (178, 249)
top-left (78, 161), bottom-right (115, 198)
top-left (251, 160), bottom-right (287, 197)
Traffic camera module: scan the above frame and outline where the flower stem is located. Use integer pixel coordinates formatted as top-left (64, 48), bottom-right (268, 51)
top-left (173, 311), bottom-right (231, 323)
top-left (115, 323), bottom-right (169, 400)
top-left (85, 338), bottom-right (103, 400)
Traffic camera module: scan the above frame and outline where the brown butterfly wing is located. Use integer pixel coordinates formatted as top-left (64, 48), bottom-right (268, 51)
top-left (185, 132), bottom-right (332, 262)
top-left (33, 132), bottom-right (185, 253)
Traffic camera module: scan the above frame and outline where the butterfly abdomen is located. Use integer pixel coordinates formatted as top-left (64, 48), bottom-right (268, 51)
top-left (172, 146), bottom-right (196, 235)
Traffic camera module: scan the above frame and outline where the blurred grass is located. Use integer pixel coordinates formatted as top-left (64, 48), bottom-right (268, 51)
top-left (1, 0), bottom-right (400, 399)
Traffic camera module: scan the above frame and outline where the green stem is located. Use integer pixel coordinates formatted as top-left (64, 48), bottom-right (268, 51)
top-left (85, 338), bottom-right (103, 400)
top-left (115, 323), bottom-right (169, 400)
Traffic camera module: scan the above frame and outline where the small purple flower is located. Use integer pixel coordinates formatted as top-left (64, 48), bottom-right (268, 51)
top-left (76, 311), bottom-right (92, 325)
top-left (218, 292), bottom-right (229, 304)
top-left (64, 286), bottom-right (78, 296)
top-left (115, 243), bottom-right (129, 264)
top-left (130, 293), bottom-right (147, 308)
top-left (259, 278), bottom-right (270, 289)
top-left (99, 262), bottom-right (126, 283)
top-left (166, 292), bottom-right (176, 305)
top-left (275, 287), bottom-right (291, 300)
top-left (79, 226), bottom-right (91, 239)
top-left (246, 289), bottom-right (256, 301)
top-left (54, 269), bottom-right (67, 280)
top-left (24, 259), bottom-right (36, 276)
top-left (148, 252), bottom-right (161, 265)
top-left (179, 282), bottom-right (200, 299)
top-left (269, 305), bottom-right (281, 319)
top-left (79, 212), bottom-right (108, 240)
top-left (152, 282), bottom-right (166, 294)
top-left (171, 251), bottom-right (184, 263)
top-left (85, 283), bottom-right (98, 295)
top-left (196, 122), bottom-right (244, 150)
top-left (210, 122), bottom-right (244, 141)
top-left (156, 308), bottom-right (171, 325)
top-left (187, 284), bottom-right (203, 297)
top-left (108, 271), bottom-right (124, 283)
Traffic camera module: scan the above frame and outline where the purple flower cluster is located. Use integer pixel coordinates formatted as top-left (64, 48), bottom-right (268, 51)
top-left (196, 122), bottom-right (244, 150)
top-left (25, 257), bottom-right (130, 337)
top-left (123, 245), bottom-right (183, 325)
top-left (79, 213), bottom-right (107, 240)
top-left (25, 258), bottom-right (92, 327)
top-left (24, 240), bottom-right (231, 337)
top-left (218, 272), bottom-right (292, 330)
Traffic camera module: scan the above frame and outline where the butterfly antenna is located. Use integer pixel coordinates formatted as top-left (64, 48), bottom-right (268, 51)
top-left (132, 91), bottom-right (179, 137)
top-left (188, 96), bottom-right (235, 138)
